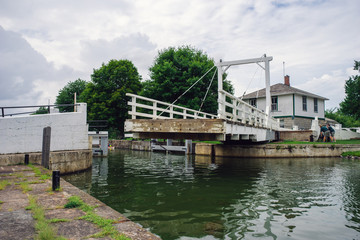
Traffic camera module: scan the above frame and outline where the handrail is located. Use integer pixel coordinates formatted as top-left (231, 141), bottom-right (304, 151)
top-left (0, 103), bottom-right (80, 109)
top-left (0, 103), bottom-right (81, 117)
top-left (218, 89), bottom-right (280, 130)
top-left (126, 93), bottom-right (217, 120)
top-left (126, 93), bottom-right (279, 130)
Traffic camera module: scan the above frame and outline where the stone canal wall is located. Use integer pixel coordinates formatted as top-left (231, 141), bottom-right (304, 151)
top-left (0, 149), bottom-right (92, 174)
top-left (196, 143), bottom-right (360, 158)
top-left (109, 140), bottom-right (151, 151)
top-left (110, 140), bottom-right (360, 158)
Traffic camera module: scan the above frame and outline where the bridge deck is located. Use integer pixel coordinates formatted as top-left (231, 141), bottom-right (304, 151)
top-left (125, 118), bottom-right (275, 142)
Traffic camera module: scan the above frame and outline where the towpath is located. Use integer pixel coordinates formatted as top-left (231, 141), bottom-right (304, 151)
top-left (0, 165), bottom-right (161, 240)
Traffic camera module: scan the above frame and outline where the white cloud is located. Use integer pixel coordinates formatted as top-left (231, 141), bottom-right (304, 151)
top-left (0, 26), bottom-right (82, 106)
top-left (295, 67), bottom-right (358, 110)
top-left (0, 0), bottom-right (359, 110)
top-left (80, 33), bottom-right (157, 80)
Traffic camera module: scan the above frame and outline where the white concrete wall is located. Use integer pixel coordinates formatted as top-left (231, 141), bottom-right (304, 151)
top-left (334, 127), bottom-right (360, 140)
top-left (0, 103), bottom-right (89, 154)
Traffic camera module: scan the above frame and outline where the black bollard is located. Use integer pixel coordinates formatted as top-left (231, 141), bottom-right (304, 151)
top-left (24, 154), bottom-right (29, 165)
top-left (52, 170), bottom-right (60, 191)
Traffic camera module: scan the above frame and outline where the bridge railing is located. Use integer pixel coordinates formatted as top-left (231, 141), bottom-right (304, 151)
top-left (218, 90), bottom-right (280, 130)
top-left (126, 93), bottom-right (217, 120)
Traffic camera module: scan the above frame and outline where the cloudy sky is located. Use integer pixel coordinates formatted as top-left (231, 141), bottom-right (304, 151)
top-left (0, 0), bottom-right (359, 110)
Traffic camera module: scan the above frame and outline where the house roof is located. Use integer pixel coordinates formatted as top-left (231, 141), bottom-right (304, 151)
top-left (242, 83), bottom-right (329, 100)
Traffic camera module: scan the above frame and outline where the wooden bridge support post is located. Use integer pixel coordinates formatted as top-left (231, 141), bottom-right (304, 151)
top-left (100, 135), bottom-right (108, 156)
top-left (264, 56), bottom-right (271, 127)
top-left (42, 126), bottom-right (51, 169)
top-left (217, 63), bottom-right (225, 118)
top-left (185, 139), bottom-right (193, 155)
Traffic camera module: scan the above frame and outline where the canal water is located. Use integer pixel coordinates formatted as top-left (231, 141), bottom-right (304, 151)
top-left (63, 150), bottom-right (360, 240)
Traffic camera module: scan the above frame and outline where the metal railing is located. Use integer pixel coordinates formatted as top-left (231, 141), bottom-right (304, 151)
top-left (0, 104), bottom-right (80, 117)
top-left (126, 93), bottom-right (217, 120)
top-left (88, 120), bottom-right (108, 132)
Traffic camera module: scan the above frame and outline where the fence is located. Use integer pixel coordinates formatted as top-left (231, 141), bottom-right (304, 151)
top-left (0, 104), bottom-right (80, 117)
top-left (126, 93), bottom-right (279, 130)
top-left (218, 90), bottom-right (279, 130)
top-left (126, 93), bottom-right (217, 120)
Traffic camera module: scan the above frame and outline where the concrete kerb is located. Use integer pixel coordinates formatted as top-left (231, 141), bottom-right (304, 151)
top-left (0, 149), bottom-right (92, 174)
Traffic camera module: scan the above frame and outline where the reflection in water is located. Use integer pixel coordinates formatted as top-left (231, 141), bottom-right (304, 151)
top-left (63, 150), bottom-right (360, 240)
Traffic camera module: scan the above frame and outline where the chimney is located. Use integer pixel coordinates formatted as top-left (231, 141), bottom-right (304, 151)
top-left (284, 75), bottom-right (290, 86)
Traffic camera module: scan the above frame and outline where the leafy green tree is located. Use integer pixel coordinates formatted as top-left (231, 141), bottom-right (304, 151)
top-left (33, 106), bottom-right (49, 115)
top-left (325, 108), bottom-right (360, 128)
top-left (141, 45), bottom-right (234, 115)
top-left (80, 59), bottom-right (142, 138)
top-left (55, 79), bottom-right (88, 112)
top-left (339, 60), bottom-right (360, 119)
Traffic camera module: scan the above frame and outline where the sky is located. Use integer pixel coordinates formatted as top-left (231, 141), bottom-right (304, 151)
top-left (0, 0), bottom-right (359, 111)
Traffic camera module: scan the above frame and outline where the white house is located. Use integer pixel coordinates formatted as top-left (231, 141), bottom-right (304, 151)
top-left (242, 75), bottom-right (328, 130)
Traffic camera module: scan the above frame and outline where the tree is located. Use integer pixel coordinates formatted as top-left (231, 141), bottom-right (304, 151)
top-left (55, 78), bottom-right (88, 112)
top-left (325, 108), bottom-right (360, 128)
top-left (141, 45), bottom-right (234, 115)
top-left (80, 59), bottom-right (142, 138)
top-left (339, 60), bottom-right (360, 119)
top-left (33, 106), bottom-right (49, 115)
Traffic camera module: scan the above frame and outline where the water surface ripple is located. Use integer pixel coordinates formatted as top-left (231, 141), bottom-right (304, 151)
top-left (63, 150), bottom-right (360, 240)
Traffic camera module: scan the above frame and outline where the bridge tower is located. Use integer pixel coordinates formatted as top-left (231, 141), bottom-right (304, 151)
top-left (216, 55), bottom-right (273, 126)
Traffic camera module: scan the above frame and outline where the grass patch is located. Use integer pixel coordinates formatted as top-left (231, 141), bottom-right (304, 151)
top-left (193, 140), bottom-right (223, 144)
top-left (64, 196), bottom-right (84, 209)
top-left (341, 151), bottom-right (360, 157)
top-left (40, 174), bottom-right (51, 180)
top-left (29, 180), bottom-right (45, 184)
top-left (0, 180), bottom-right (10, 190)
top-left (46, 187), bottom-right (63, 194)
top-left (32, 167), bottom-right (42, 177)
top-left (28, 164), bottom-right (51, 178)
top-left (64, 196), bottom-right (130, 240)
top-left (48, 218), bottom-right (70, 223)
top-left (271, 139), bottom-right (360, 145)
top-left (15, 173), bottom-right (25, 178)
top-left (27, 195), bottom-right (66, 240)
top-left (17, 182), bottom-right (32, 193)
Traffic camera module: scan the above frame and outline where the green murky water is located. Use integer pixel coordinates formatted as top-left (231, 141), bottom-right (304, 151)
top-left (63, 150), bottom-right (360, 240)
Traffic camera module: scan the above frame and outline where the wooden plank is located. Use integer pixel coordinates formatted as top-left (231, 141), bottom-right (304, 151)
top-left (41, 126), bottom-right (51, 169)
top-left (133, 132), bottom-right (225, 141)
top-left (127, 119), bottom-right (226, 134)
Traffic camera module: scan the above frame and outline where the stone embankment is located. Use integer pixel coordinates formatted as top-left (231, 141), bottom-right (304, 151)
top-left (0, 165), bottom-right (161, 240)
top-left (110, 140), bottom-right (360, 158)
top-left (196, 143), bottom-right (360, 158)
top-left (0, 150), bottom-right (92, 174)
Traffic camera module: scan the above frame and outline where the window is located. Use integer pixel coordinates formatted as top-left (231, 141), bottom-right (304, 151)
top-left (271, 96), bottom-right (278, 111)
top-left (280, 119), bottom-right (285, 128)
top-left (314, 98), bottom-right (318, 112)
top-left (250, 98), bottom-right (257, 107)
top-left (302, 96), bottom-right (307, 111)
